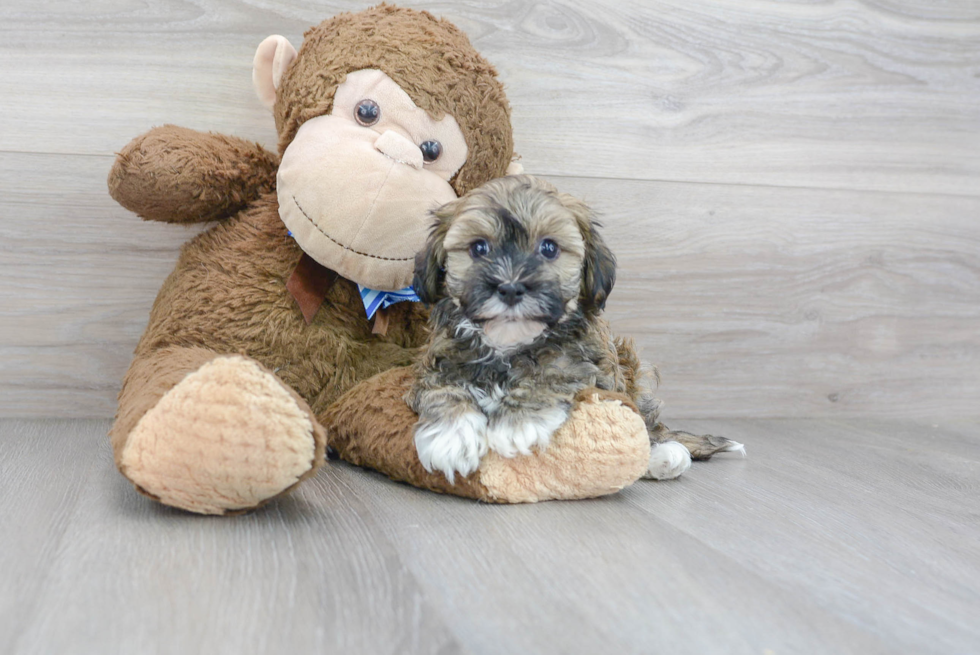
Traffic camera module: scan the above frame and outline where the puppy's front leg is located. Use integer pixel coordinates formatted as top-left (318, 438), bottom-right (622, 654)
top-left (485, 399), bottom-right (572, 459)
top-left (410, 387), bottom-right (488, 484)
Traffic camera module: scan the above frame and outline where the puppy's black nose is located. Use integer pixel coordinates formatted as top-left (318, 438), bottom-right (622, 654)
top-left (496, 282), bottom-right (526, 306)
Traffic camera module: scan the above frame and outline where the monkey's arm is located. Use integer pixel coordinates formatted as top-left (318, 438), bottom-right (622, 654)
top-left (108, 125), bottom-right (278, 223)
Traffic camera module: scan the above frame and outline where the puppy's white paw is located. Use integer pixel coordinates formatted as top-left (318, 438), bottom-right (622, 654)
top-left (486, 406), bottom-right (568, 458)
top-left (644, 440), bottom-right (692, 480)
top-left (414, 412), bottom-right (489, 484)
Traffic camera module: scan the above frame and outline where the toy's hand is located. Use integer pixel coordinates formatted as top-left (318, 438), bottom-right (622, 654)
top-left (108, 125), bottom-right (278, 223)
top-left (322, 368), bottom-right (650, 502)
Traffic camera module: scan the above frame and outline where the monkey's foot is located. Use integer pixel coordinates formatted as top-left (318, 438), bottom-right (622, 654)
top-left (119, 356), bottom-right (323, 515)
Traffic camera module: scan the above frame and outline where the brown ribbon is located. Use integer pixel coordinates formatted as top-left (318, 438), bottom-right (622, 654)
top-left (286, 253), bottom-right (339, 325)
top-left (286, 253), bottom-right (392, 335)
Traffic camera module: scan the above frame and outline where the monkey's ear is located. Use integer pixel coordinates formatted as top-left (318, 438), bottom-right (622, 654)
top-left (253, 35), bottom-right (298, 111)
top-left (412, 213), bottom-right (452, 305)
top-left (561, 193), bottom-right (616, 312)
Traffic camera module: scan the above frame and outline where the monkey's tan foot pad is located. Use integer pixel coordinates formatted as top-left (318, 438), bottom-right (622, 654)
top-left (120, 356), bottom-right (320, 515)
top-left (480, 392), bottom-right (651, 503)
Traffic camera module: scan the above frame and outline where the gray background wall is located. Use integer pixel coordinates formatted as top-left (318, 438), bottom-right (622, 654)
top-left (1, 0), bottom-right (977, 419)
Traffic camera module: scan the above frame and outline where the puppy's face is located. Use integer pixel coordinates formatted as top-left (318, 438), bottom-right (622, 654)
top-left (414, 175), bottom-right (616, 349)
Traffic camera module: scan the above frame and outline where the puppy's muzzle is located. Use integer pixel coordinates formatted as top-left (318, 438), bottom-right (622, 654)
top-left (496, 282), bottom-right (526, 307)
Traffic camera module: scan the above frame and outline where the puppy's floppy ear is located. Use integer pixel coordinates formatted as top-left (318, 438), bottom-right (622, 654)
top-left (582, 223), bottom-right (617, 312)
top-left (561, 193), bottom-right (617, 312)
top-left (412, 202), bottom-right (457, 304)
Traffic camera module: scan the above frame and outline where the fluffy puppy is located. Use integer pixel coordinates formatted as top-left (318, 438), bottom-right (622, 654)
top-left (407, 175), bottom-right (699, 483)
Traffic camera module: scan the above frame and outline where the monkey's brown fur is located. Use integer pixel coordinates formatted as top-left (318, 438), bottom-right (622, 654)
top-left (107, 126), bottom-right (280, 224)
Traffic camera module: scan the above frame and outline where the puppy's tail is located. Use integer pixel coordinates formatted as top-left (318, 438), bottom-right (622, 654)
top-left (651, 426), bottom-right (745, 460)
top-left (615, 336), bottom-right (745, 461)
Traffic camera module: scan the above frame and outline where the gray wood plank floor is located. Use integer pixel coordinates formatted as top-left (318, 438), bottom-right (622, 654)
top-left (2, 418), bottom-right (978, 654)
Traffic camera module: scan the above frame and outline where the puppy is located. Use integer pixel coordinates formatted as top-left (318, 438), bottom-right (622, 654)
top-left (408, 175), bottom-right (729, 483)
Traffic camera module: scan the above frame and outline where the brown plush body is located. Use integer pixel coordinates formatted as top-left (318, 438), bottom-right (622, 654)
top-left (107, 6), bottom-right (735, 515)
top-left (121, 191), bottom-right (427, 419)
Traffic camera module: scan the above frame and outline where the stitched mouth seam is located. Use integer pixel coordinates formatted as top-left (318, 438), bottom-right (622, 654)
top-left (290, 193), bottom-right (414, 262)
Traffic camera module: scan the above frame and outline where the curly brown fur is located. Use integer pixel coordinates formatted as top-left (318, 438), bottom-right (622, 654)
top-left (407, 175), bottom-right (635, 481)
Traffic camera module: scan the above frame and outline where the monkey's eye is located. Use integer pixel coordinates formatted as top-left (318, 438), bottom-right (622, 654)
top-left (538, 238), bottom-right (560, 260)
top-left (420, 140), bottom-right (442, 163)
top-left (354, 99), bottom-right (380, 126)
top-left (469, 239), bottom-right (491, 259)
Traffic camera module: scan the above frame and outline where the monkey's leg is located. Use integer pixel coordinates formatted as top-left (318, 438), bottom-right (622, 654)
top-left (111, 346), bottom-right (326, 515)
top-left (108, 125), bottom-right (278, 223)
top-left (322, 369), bottom-right (651, 503)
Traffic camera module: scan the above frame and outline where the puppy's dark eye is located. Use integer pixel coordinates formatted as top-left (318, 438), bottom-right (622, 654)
top-left (469, 239), bottom-right (490, 259)
top-left (420, 140), bottom-right (442, 162)
top-left (538, 238), bottom-right (560, 260)
top-left (354, 99), bottom-right (380, 126)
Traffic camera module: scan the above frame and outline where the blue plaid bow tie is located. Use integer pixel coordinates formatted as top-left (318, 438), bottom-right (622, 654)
top-left (358, 285), bottom-right (420, 319)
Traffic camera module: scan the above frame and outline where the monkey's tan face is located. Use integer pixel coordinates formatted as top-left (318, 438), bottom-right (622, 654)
top-left (439, 178), bottom-right (589, 349)
top-left (276, 70), bottom-right (469, 291)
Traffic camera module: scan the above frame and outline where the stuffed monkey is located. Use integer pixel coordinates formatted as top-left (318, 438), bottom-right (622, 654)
top-left (107, 5), bottom-right (732, 515)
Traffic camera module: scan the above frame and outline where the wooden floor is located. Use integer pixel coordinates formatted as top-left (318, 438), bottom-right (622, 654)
top-left (2, 418), bottom-right (978, 654)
